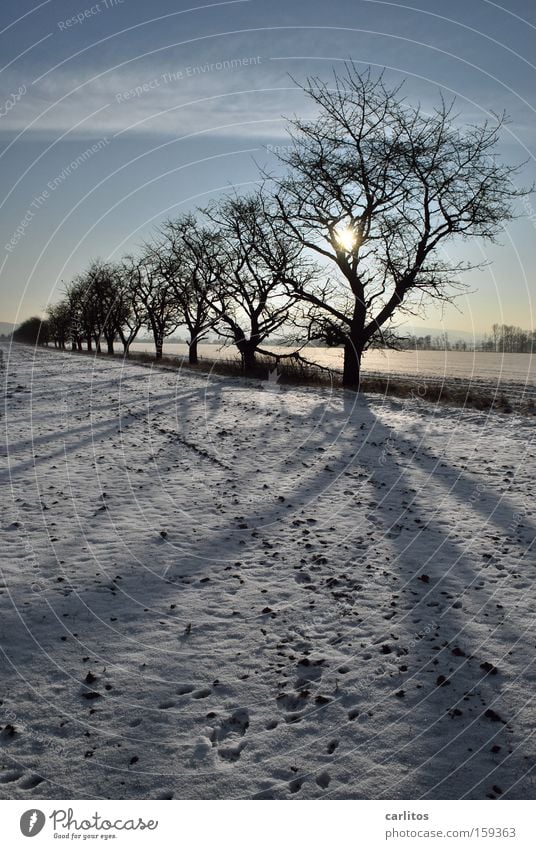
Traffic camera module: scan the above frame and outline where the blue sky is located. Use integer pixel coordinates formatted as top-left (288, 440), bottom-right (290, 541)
top-left (1, 0), bottom-right (535, 335)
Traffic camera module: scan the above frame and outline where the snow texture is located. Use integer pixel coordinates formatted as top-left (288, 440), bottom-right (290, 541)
top-left (1, 342), bottom-right (535, 800)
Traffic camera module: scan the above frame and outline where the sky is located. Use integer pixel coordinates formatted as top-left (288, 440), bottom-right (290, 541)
top-left (1, 0), bottom-right (535, 337)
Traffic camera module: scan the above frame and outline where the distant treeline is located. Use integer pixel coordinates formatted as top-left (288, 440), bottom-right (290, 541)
top-left (400, 334), bottom-right (470, 352)
top-left (400, 325), bottom-right (535, 353)
top-left (479, 324), bottom-right (535, 354)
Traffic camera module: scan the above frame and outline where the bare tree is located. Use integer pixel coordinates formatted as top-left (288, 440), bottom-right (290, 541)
top-left (46, 303), bottom-right (70, 349)
top-left (134, 247), bottom-right (182, 359)
top-left (63, 283), bottom-right (84, 351)
top-left (117, 258), bottom-right (147, 356)
top-left (66, 261), bottom-right (125, 354)
top-left (87, 260), bottom-right (126, 355)
top-left (65, 275), bottom-right (97, 352)
top-left (153, 215), bottom-right (219, 365)
top-left (204, 192), bottom-right (304, 373)
top-left (272, 65), bottom-right (530, 387)
top-left (13, 317), bottom-right (49, 346)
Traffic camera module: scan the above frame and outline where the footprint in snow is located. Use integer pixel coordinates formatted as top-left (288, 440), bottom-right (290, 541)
top-left (210, 708), bottom-right (249, 762)
top-left (211, 708), bottom-right (249, 744)
top-left (192, 687), bottom-right (212, 700)
top-left (0, 771), bottom-right (23, 783)
top-left (19, 774), bottom-right (45, 790)
top-left (176, 684), bottom-right (195, 696)
top-left (218, 742), bottom-right (246, 762)
top-left (276, 692), bottom-right (309, 713)
top-left (316, 771), bottom-right (331, 789)
top-left (295, 658), bottom-right (325, 688)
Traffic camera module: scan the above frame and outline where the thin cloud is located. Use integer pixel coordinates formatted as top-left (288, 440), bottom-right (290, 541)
top-left (0, 59), bottom-right (301, 140)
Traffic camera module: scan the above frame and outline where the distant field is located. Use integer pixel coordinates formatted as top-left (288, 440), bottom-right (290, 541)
top-left (130, 342), bottom-right (535, 386)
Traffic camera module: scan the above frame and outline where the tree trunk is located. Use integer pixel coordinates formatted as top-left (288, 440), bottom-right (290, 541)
top-left (340, 297), bottom-right (367, 389)
top-left (239, 341), bottom-right (257, 373)
top-left (77, 340), bottom-right (83, 351)
top-left (188, 336), bottom-right (198, 365)
top-left (86, 335), bottom-right (92, 352)
top-left (106, 336), bottom-right (114, 355)
top-left (155, 334), bottom-right (164, 360)
top-left (342, 326), bottom-right (364, 389)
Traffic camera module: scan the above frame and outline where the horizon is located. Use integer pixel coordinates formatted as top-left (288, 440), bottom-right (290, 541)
top-left (4, 319), bottom-right (535, 345)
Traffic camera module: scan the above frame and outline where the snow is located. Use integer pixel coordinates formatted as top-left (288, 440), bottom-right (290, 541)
top-left (1, 341), bottom-right (535, 800)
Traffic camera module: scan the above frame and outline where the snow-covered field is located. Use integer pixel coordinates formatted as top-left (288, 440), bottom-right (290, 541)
top-left (1, 342), bottom-right (535, 800)
top-left (130, 343), bottom-right (536, 391)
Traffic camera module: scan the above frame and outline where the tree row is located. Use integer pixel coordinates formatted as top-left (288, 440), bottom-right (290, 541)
top-left (33, 65), bottom-right (530, 386)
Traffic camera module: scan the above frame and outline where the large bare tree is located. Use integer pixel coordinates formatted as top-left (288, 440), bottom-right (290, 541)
top-left (204, 192), bottom-right (305, 372)
top-left (272, 65), bottom-right (530, 387)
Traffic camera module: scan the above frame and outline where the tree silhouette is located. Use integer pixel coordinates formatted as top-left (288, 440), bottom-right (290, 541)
top-left (204, 192), bottom-right (304, 373)
top-left (272, 64), bottom-right (531, 387)
top-left (153, 215), bottom-right (219, 365)
top-left (134, 247), bottom-right (182, 360)
top-left (13, 316), bottom-right (49, 346)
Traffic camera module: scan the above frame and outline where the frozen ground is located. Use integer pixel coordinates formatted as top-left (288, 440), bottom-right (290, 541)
top-left (1, 342), bottom-right (535, 800)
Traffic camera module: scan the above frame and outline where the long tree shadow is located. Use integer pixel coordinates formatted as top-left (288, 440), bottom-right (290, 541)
top-left (328, 392), bottom-right (536, 800)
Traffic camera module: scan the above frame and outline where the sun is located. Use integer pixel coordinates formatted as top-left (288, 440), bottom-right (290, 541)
top-left (334, 226), bottom-right (357, 252)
